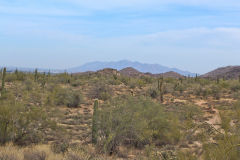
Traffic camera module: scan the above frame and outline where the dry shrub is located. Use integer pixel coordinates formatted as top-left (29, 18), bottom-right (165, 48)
top-left (51, 140), bottom-right (69, 154)
top-left (0, 154), bottom-right (18, 160)
top-left (33, 145), bottom-right (63, 160)
top-left (23, 150), bottom-right (46, 160)
top-left (0, 144), bottom-right (63, 160)
top-left (64, 153), bottom-right (85, 160)
top-left (89, 82), bottom-right (112, 101)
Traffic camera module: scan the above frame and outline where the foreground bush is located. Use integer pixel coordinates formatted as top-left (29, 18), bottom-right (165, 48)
top-left (202, 101), bottom-right (240, 160)
top-left (0, 99), bottom-right (55, 146)
top-left (95, 96), bottom-right (181, 154)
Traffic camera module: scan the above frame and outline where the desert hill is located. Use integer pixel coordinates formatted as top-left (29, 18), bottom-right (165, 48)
top-left (201, 66), bottom-right (240, 79)
top-left (75, 67), bottom-right (185, 79)
top-left (100, 67), bottom-right (185, 78)
top-left (159, 71), bottom-right (185, 79)
top-left (119, 67), bottom-right (142, 77)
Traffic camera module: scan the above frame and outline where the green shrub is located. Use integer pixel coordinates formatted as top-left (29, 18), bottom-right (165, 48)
top-left (230, 81), bottom-right (240, 92)
top-left (148, 88), bottom-right (158, 99)
top-left (95, 96), bottom-right (181, 154)
top-left (203, 135), bottom-right (240, 160)
top-left (66, 91), bottom-right (83, 108)
top-left (54, 88), bottom-right (83, 107)
top-left (51, 140), bottom-right (69, 154)
top-left (71, 79), bottom-right (84, 87)
top-left (174, 83), bottom-right (185, 93)
top-left (0, 100), bottom-right (55, 146)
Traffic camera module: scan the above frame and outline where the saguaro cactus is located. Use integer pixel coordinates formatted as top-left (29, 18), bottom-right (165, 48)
top-left (92, 100), bottom-right (99, 144)
top-left (158, 77), bottom-right (164, 103)
top-left (1, 67), bottom-right (6, 96)
top-left (195, 74), bottom-right (198, 82)
top-left (41, 72), bottom-right (46, 89)
top-left (34, 69), bottom-right (38, 82)
top-left (179, 78), bottom-right (183, 84)
top-left (14, 69), bottom-right (18, 76)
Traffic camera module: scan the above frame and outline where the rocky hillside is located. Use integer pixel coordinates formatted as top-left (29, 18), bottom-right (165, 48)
top-left (119, 67), bottom-right (142, 77)
top-left (201, 66), bottom-right (240, 79)
top-left (159, 71), bottom-right (185, 79)
top-left (76, 67), bottom-right (186, 79)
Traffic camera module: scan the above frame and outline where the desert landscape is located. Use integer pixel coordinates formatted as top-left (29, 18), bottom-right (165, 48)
top-left (1, 0), bottom-right (240, 159)
top-left (1, 65), bottom-right (240, 159)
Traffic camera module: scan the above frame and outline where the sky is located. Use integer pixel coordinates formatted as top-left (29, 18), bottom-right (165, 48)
top-left (0, 0), bottom-right (240, 74)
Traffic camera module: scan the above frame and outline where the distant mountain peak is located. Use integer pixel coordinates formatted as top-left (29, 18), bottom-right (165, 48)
top-left (67, 60), bottom-right (195, 76)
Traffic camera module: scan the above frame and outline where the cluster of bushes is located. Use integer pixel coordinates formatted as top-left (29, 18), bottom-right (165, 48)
top-left (93, 96), bottom-right (182, 154)
top-left (117, 75), bottom-right (151, 89)
top-left (89, 82), bottom-right (113, 101)
top-left (186, 101), bottom-right (240, 159)
top-left (0, 99), bottom-right (56, 146)
top-left (53, 87), bottom-right (84, 108)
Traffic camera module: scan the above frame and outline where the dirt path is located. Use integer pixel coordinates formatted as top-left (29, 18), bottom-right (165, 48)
top-left (195, 100), bottom-right (221, 130)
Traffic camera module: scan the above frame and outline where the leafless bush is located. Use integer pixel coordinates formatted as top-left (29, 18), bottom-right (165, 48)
top-left (23, 151), bottom-right (46, 160)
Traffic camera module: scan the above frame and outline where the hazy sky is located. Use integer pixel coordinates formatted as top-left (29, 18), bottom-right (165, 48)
top-left (1, 0), bottom-right (240, 74)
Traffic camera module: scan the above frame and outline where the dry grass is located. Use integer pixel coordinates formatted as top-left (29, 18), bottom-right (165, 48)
top-left (0, 144), bottom-right (62, 160)
top-left (0, 144), bottom-right (108, 160)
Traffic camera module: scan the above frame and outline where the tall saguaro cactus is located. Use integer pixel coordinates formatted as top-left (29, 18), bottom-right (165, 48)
top-left (158, 77), bottom-right (164, 103)
top-left (34, 69), bottom-right (38, 82)
top-left (1, 67), bottom-right (6, 96)
top-left (92, 100), bottom-right (99, 144)
top-left (41, 72), bottom-right (46, 89)
top-left (195, 74), bottom-right (198, 82)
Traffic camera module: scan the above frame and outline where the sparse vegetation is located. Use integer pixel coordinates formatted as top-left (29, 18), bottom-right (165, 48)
top-left (1, 68), bottom-right (240, 159)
